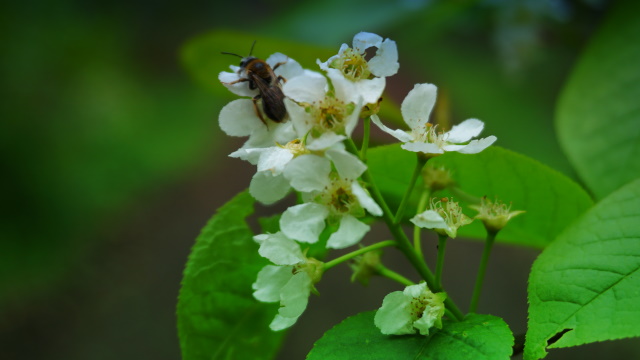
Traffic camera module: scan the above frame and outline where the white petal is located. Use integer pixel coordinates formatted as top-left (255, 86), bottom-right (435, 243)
top-left (267, 53), bottom-right (303, 80)
top-left (368, 38), bottom-right (399, 77)
top-left (370, 115), bottom-right (413, 143)
top-left (413, 304), bottom-right (439, 335)
top-left (257, 147), bottom-right (294, 174)
top-left (285, 98), bottom-right (314, 137)
top-left (283, 73), bottom-right (327, 103)
top-left (258, 232), bottom-right (305, 265)
top-left (355, 77), bottom-right (386, 104)
top-left (331, 71), bottom-right (359, 104)
top-left (403, 282), bottom-right (428, 298)
top-left (280, 203), bottom-right (329, 243)
top-left (219, 99), bottom-right (263, 137)
top-left (306, 132), bottom-right (346, 151)
top-left (253, 265), bottom-right (293, 303)
top-left (283, 154), bottom-right (331, 192)
top-left (316, 56), bottom-right (332, 72)
top-left (325, 148), bottom-right (367, 180)
top-left (446, 118), bottom-right (485, 143)
top-left (327, 214), bottom-right (370, 249)
top-left (353, 32), bottom-right (383, 52)
top-left (326, 69), bottom-right (385, 104)
top-left (451, 135), bottom-right (497, 154)
top-left (278, 272), bottom-right (312, 317)
top-left (374, 291), bottom-right (415, 335)
top-left (401, 83), bottom-right (437, 130)
top-left (269, 314), bottom-right (298, 331)
top-left (218, 71), bottom-right (257, 97)
top-left (228, 147), bottom-right (263, 165)
top-left (253, 233), bottom-right (268, 244)
top-left (344, 97), bottom-right (364, 137)
top-left (249, 172), bottom-right (291, 205)
top-left (401, 141), bottom-right (444, 154)
top-left (270, 121), bottom-right (298, 145)
top-left (410, 210), bottom-right (448, 230)
top-left (351, 182), bottom-right (383, 216)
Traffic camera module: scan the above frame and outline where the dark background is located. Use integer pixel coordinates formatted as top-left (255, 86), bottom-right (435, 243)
top-left (2, 0), bottom-right (639, 359)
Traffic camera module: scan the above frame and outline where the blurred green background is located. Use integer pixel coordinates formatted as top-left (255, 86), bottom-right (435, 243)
top-left (3, 0), bottom-right (638, 359)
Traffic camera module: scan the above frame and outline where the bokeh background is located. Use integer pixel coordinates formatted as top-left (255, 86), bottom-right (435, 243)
top-left (2, 0), bottom-right (639, 359)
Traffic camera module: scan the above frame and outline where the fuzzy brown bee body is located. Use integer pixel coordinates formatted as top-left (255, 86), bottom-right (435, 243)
top-left (222, 43), bottom-right (288, 124)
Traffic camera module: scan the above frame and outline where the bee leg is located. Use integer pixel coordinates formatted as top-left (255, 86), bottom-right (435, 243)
top-left (272, 59), bottom-right (288, 71)
top-left (252, 94), bottom-right (268, 127)
top-left (276, 75), bottom-right (287, 84)
top-left (222, 77), bottom-right (250, 86)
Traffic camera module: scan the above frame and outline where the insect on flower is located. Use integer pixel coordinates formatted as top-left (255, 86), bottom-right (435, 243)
top-left (221, 41), bottom-right (288, 125)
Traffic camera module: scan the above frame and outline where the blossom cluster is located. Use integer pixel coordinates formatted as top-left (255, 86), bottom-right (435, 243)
top-left (218, 32), bottom-right (498, 333)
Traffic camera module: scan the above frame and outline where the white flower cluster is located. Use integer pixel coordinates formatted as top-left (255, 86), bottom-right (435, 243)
top-left (219, 32), bottom-right (397, 330)
top-left (217, 32), bottom-right (497, 333)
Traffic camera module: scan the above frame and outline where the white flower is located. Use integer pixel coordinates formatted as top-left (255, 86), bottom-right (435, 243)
top-left (283, 72), bottom-right (362, 138)
top-left (279, 155), bottom-right (382, 248)
top-left (218, 53), bottom-right (319, 151)
top-left (374, 282), bottom-right (446, 336)
top-left (411, 198), bottom-right (473, 238)
top-left (252, 232), bottom-right (323, 331)
top-left (318, 32), bottom-right (399, 104)
top-left (218, 98), bottom-right (297, 149)
top-left (231, 133), bottom-right (352, 205)
top-left (371, 83), bottom-right (497, 156)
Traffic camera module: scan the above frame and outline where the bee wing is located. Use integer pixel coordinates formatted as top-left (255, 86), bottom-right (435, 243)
top-left (250, 73), bottom-right (287, 122)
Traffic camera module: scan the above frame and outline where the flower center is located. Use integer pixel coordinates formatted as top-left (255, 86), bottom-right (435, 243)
top-left (329, 47), bottom-right (371, 81)
top-left (431, 197), bottom-right (469, 229)
top-left (320, 178), bottom-right (359, 215)
top-left (413, 123), bottom-right (448, 148)
top-left (281, 138), bottom-right (309, 157)
top-left (409, 294), bottom-right (430, 320)
top-left (309, 96), bottom-right (354, 134)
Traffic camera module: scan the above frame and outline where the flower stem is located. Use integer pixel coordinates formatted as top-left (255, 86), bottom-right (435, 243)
top-left (323, 240), bottom-right (397, 271)
top-left (435, 233), bottom-right (448, 289)
top-left (345, 139), bottom-right (464, 320)
top-left (344, 139), bottom-right (464, 321)
top-left (413, 189), bottom-right (431, 258)
top-left (394, 155), bottom-right (427, 224)
top-left (376, 265), bottom-right (414, 286)
top-left (360, 116), bottom-right (371, 161)
top-left (469, 231), bottom-right (497, 313)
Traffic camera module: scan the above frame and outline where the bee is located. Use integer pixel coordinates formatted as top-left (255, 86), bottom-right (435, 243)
top-left (221, 41), bottom-right (288, 125)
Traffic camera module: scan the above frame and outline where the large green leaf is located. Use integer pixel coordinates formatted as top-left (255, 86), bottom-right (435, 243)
top-left (556, 0), bottom-right (640, 199)
top-left (177, 191), bottom-right (284, 360)
top-left (307, 311), bottom-right (513, 360)
top-left (367, 144), bottom-right (593, 248)
top-left (524, 179), bottom-right (640, 360)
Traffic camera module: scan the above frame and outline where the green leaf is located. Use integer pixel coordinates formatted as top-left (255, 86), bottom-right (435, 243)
top-left (524, 178), bottom-right (640, 360)
top-left (556, 0), bottom-right (640, 199)
top-left (367, 144), bottom-right (593, 248)
top-left (177, 191), bottom-right (284, 360)
top-left (307, 311), bottom-right (513, 360)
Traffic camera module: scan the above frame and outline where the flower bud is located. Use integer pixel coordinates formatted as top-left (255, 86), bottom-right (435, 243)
top-left (422, 165), bottom-right (454, 192)
top-left (349, 249), bottom-right (382, 286)
top-left (470, 196), bottom-right (525, 234)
